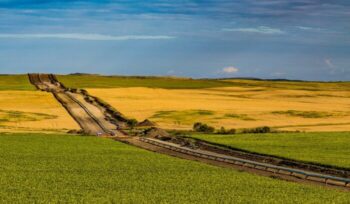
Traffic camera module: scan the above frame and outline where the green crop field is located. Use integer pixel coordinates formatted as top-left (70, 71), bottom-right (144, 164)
top-left (0, 75), bottom-right (34, 91)
top-left (223, 80), bottom-right (350, 91)
top-left (190, 132), bottom-right (350, 169)
top-left (57, 74), bottom-right (350, 91)
top-left (1, 133), bottom-right (349, 203)
top-left (57, 75), bottom-right (236, 89)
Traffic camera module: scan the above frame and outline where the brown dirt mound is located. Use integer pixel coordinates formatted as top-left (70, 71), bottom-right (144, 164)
top-left (137, 119), bottom-right (157, 127)
top-left (144, 127), bottom-right (170, 139)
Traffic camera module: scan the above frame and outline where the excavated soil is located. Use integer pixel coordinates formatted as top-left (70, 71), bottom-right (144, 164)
top-left (28, 73), bottom-right (126, 136)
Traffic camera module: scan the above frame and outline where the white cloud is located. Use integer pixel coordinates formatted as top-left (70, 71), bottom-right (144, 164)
top-left (324, 58), bottom-right (346, 75)
top-left (296, 26), bottom-right (342, 34)
top-left (297, 26), bottom-right (318, 31)
top-left (325, 58), bottom-right (335, 69)
top-left (296, 26), bottom-right (324, 32)
top-left (222, 26), bottom-right (285, 35)
top-left (222, 66), bottom-right (239, 74)
top-left (0, 33), bottom-right (176, 41)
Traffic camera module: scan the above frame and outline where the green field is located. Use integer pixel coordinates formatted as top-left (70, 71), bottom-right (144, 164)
top-left (1, 133), bottom-right (349, 203)
top-left (57, 74), bottom-right (350, 91)
top-left (0, 74), bottom-right (349, 91)
top-left (0, 75), bottom-right (34, 91)
top-left (223, 79), bottom-right (350, 91)
top-left (190, 132), bottom-right (350, 169)
top-left (57, 75), bottom-right (236, 89)
top-left (1, 73), bottom-right (348, 92)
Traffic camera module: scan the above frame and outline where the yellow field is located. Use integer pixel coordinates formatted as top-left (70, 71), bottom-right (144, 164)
top-left (88, 86), bottom-right (350, 132)
top-left (0, 91), bottom-right (79, 133)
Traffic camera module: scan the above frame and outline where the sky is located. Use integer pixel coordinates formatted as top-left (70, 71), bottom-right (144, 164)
top-left (0, 0), bottom-right (349, 81)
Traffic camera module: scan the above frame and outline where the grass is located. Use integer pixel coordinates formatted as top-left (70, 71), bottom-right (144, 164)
top-left (272, 110), bottom-right (334, 118)
top-left (190, 132), bottom-right (350, 169)
top-left (0, 75), bottom-right (34, 91)
top-left (57, 75), bottom-right (236, 89)
top-left (0, 133), bottom-right (350, 203)
top-left (224, 113), bottom-right (255, 121)
top-left (150, 110), bottom-right (215, 125)
top-left (0, 109), bottom-right (57, 123)
top-left (58, 74), bottom-right (350, 91)
top-left (152, 110), bottom-right (215, 117)
top-left (223, 79), bottom-right (350, 91)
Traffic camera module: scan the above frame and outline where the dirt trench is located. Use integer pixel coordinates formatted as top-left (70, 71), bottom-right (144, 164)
top-left (28, 73), bottom-right (126, 136)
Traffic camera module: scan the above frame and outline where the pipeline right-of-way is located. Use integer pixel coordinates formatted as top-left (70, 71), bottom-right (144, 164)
top-left (28, 73), bottom-right (124, 136)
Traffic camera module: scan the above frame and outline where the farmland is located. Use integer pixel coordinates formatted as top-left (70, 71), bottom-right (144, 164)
top-left (2, 0), bottom-right (349, 202)
top-left (0, 75), bottom-right (35, 91)
top-left (55, 75), bottom-right (350, 132)
top-left (57, 74), bottom-right (236, 89)
top-left (0, 76), bottom-right (79, 133)
top-left (190, 132), bottom-right (350, 169)
top-left (87, 85), bottom-right (350, 132)
top-left (0, 133), bottom-right (349, 203)
top-left (3, 74), bottom-right (350, 144)
top-left (1, 74), bottom-right (350, 203)
top-left (58, 75), bottom-right (350, 91)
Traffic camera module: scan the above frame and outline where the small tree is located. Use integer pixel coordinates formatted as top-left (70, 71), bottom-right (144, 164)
top-left (217, 127), bottom-right (226, 134)
top-left (241, 126), bottom-right (271, 134)
top-left (227, 128), bottom-right (236, 134)
top-left (258, 126), bottom-right (271, 133)
top-left (127, 119), bottom-right (138, 129)
top-left (193, 122), bottom-right (215, 133)
top-left (217, 127), bottom-right (236, 135)
top-left (193, 122), bottom-right (203, 131)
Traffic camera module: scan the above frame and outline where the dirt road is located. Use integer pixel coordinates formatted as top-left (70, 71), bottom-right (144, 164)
top-left (28, 73), bottom-right (121, 136)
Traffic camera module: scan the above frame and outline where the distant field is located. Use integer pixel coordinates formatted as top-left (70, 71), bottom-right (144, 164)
top-left (0, 133), bottom-right (349, 203)
top-left (190, 132), bottom-right (350, 169)
top-left (57, 75), bottom-right (236, 89)
top-left (58, 75), bottom-right (350, 91)
top-left (0, 75), bottom-right (34, 90)
top-left (0, 91), bottom-right (79, 133)
top-left (88, 85), bottom-right (350, 132)
top-left (223, 79), bottom-right (350, 91)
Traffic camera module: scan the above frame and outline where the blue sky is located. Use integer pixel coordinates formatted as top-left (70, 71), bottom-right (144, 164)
top-left (0, 0), bottom-right (349, 80)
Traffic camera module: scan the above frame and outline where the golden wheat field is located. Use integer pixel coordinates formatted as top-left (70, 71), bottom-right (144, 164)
top-left (0, 91), bottom-right (79, 133)
top-left (88, 86), bottom-right (350, 132)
